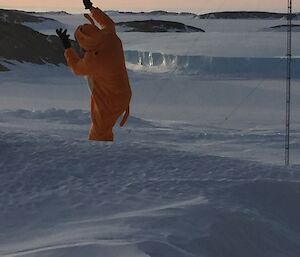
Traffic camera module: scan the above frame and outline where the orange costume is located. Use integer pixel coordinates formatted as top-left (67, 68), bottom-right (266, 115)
top-left (64, 7), bottom-right (132, 141)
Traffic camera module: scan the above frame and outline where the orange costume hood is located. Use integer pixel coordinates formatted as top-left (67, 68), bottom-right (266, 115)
top-left (64, 7), bottom-right (132, 141)
top-left (75, 24), bottom-right (101, 51)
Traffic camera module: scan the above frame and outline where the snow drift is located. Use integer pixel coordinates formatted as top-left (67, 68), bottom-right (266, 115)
top-left (0, 113), bottom-right (300, 257)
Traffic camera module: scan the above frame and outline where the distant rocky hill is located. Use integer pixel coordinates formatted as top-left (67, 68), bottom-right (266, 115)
top-left (116, 10), bottom-right (198, 18)
top-left (198, 11), bottom-right (299, 19)
top-left (262, 24), bottom-right (300, 32)
top-left (29, 11), bottom-right (71, 16)
top-left (114, 10), bottom-right (300, 20)
top-left (0, 8), bottom-right (55, 23)
top-left (116, 20), bottom-right (204, 32)
top-left (4, 9), bottom-right (298, 21)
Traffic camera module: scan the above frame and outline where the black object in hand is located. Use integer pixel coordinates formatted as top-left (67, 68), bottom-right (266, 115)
top-left (56, 28), bottom-right (71, 49)
top-left (83, 0), bottom-right (93, 9)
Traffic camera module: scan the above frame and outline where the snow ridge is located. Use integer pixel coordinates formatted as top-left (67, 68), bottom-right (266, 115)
top-left (124, 50), bottom-right (299, 78)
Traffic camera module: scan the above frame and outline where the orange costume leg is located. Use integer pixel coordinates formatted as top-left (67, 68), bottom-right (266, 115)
top-left (88, 96), bottom-right (125, 142)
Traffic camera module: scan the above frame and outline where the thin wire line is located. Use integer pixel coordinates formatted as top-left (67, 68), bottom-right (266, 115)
top-left (215, 58), bottom-right (286, 128)
top-left (135, 0), bottom-right (229, 119)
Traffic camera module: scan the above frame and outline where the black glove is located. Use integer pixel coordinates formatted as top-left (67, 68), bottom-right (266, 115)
top-left (83, 0), bottom-right (93, 9)
top-left (56, 28), bottom-right (71, 49)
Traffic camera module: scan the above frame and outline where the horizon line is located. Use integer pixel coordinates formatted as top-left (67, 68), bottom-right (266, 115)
top-left (1, 7), bottom-right (299, 15)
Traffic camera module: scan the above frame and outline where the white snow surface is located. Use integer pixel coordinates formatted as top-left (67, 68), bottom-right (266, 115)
top-left (1, 12), bottom-right (300, 257)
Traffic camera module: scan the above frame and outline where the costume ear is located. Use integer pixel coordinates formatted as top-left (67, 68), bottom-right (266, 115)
top-left (84, 13), bottom-right (95, 25)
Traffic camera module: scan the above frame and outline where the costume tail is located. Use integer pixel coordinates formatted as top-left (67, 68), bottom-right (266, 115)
top-left (120, 106), bottom-right (130, 127)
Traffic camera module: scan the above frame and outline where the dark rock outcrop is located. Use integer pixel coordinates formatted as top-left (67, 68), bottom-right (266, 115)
top-left (199, 11), bottom-right (299, 20)
top-left (0, 63), bottom-right (10, 71)
top-left (262, 24), bottom-right (300, 32)
top-left (0, 20), bottom-right (78, 71)
top-left (270, 24), bottom-right (300, 29)
top-left (29, 11), bottom-right (71, 16)
top-left (116, 20), bottom-right (204, 33)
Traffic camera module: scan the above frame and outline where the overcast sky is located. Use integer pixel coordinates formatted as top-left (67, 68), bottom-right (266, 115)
top-left (0, 0), bottom-right (297, 13)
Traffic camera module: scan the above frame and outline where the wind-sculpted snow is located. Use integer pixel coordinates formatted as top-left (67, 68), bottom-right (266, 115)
top-left (1, 108), bottom-right (300, 257)
top-left (124, 50), bottom-right (300, 78)
top-left (0, 109), bottom-right (155, 128)
top-left (0, 109), bottom-right (91, 125)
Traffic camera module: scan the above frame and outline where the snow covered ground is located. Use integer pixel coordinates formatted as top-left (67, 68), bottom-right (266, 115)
top-left (1, 12), bottom-right (300, 257)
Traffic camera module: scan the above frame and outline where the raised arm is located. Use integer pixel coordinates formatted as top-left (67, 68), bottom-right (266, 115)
top-left (64, 48), bottom-right (90, 76)
top-left (83, 0), bottom-right (115, 32)
top-left (90, 7), bottom-right (116, 33)
top-left (56, 28), bottom-right (88, 75)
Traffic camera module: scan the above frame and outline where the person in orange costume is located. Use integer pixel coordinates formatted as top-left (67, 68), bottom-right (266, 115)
top-left (56, 0), bottom-right (131, 141)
